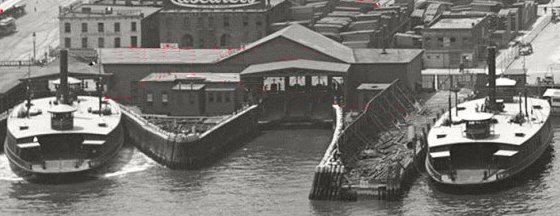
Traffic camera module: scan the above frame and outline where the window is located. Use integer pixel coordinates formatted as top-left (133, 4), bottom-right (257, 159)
top-left (114, 22), bottom-right (120, 32)
top-left (114, 37), bottom-right (121, 48)
top-left (64, 23), bottom-right (71, 33)
top-left (198, 38), bottom-right (205, 48)
top-left (81, 23), bottom-right (88, 33)
top-left (223, 16), bottom-right (229, 27)
top-left (180, 34), bottom-right (193, 48)
top-left (197, 17), bottom-right (204, 28)
top-left (189, 93), bottom-right (194, 105)
top-left (256, 19), bottom-right (262, 26)
top-left (98, 37), bottom-right (104, 48)
top-left (131, 22), bottom-right (137, 32)
top-left (242, 16), bottom-right (248, 27)
top-left (225, 92), bottom-right (231, 102)
top-left (437, 37), bottom-right (443, 47)
top-left (98, 22), bottom-right (104, 32)
top-left (131, 36), bottom-right (138, 48)
top-left (208, 16), bottom-right (215, 29)
top-left (217, 92), bottom-right (223, 102)
top-left (208, 92), bottom-right (214, 102)
top-left (220, 34), bottom-right (231, 47)
top-left (64, 38), bottom-right (71, 48)
top-left (81, 37), bottom-right (88, 48)
top-left (162, 92), bottom-right (168, 104)
top-left (147, 93), bottom-right (153, 102)
top-left (450, 37), bottom-right (456, 43)
top-left (183, 17), bottom-right (190, 28)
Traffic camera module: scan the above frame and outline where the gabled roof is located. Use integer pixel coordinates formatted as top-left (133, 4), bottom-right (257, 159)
top-left (240, 59), bottom-right (350, 76)
top-left (220, 23), bottom-right (355, 63)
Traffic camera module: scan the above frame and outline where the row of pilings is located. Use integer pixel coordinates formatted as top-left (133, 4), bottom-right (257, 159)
top-left (309, 79), bottom-right (424, 201)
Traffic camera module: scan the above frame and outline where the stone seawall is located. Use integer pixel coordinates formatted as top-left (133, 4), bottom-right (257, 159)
top-left (121, 105), bottom-right (260, 169)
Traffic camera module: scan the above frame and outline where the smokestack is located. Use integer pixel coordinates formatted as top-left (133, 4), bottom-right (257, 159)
top-left (487, 46), bottom-right (496, 111)
top-left (60, 49), bottom-right (69, 105)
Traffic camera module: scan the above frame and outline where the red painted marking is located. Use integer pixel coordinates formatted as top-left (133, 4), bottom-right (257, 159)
top-left (0, 9), bottom-right (3, 14)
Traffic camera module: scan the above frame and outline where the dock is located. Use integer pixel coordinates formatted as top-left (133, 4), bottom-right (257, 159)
top-left (309, 79), bottom-right (474, 201)
top-left (120, 105), bottom-right (260, 169)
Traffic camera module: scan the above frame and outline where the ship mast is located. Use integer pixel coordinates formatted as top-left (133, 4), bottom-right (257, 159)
top-left (25, 57), bottom-right (32, 117)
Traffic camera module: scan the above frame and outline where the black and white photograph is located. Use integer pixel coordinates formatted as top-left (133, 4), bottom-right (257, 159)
top-left (0, 0), bottom-right (558, 215)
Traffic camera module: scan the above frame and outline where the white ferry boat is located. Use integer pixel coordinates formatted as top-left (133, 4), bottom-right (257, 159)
top-left (4, 50), bottom-right (123, 177)
top-left (425, 47), bottom-right (553, 186)
top-left (543, 88), bottom-right (560, 115)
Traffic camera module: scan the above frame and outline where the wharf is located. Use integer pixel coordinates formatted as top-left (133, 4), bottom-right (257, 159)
top-left (309, 79), bottom-right (473, 201)
top-left (120, 105), bottom-right (259, 169)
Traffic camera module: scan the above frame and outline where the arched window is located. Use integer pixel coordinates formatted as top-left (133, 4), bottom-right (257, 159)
top-left (220, 34), bottom-right (231, 47)
top-left (180, 34), bottom-right (193, 48)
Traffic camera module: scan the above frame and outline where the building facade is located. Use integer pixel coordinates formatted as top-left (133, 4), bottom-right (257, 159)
top-left (139, 73), bottom-right (242, 115)
top-left (99, 24), bottom-right (423, 113)
top-left (157, 0), bottom-right (291, 48)
top-left (422, 15), bottom-right (490, 68)
top-left (58, 1), bottom-right (161, 49)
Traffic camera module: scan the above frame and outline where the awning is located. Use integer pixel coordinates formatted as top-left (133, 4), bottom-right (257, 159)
top-left (82, 140), bottom-right (105, 146)
top-left (494, 150), bottom-right (518, 157)
top-left (430, 151), bottom-right (450, 158)
top-left (17, 142), bottom-right (40, 149)
top-left (240, 59), bottom-right (350, 77)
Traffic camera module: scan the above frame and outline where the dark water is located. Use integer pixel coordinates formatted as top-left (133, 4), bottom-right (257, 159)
top-left (0, 126), bottom-right (560, 215)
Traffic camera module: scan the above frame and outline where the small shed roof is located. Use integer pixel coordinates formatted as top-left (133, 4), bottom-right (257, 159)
top-left (172, 83), bottom-right (205, 91)
top-left (356, 83), bottom-right (392, 91)
top-left (51, 77), bottom-right (82, 85)
top-left (462, 112), bottom-right (494, 121)
top-left (47, 104), bottom-right (77, 113)
top-left (543, 89), bottom-right (560, 98)
top-left (495, 77), bottom-right (517, 86)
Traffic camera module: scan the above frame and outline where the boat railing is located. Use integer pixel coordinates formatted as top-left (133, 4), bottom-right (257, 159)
top-left (494, 155), bottom-right (529, 180)
top-left (425, 156), bottom-right (444, 181)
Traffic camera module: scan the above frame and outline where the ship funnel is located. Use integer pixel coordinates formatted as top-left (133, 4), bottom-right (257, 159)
top-left (487, 46), bottom-right (497, 111)
top-left (59, 49), bottom-right (69, 105)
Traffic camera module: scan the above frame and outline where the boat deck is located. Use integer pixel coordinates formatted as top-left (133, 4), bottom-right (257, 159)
top-left (428, 97), bottom-right (550, 147)
top-left (7, 96), bottom-right (122, 139)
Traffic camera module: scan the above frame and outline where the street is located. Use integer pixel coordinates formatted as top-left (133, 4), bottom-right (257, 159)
top-left (508, 2), bottom-right (560, 84)
top-left (0, 0), bottom-right (75, 60)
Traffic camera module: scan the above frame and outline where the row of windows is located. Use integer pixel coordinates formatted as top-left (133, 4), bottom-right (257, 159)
top-left (425, 36), bottom-right (471, 48)
top-left (146, 92), bottom-right (232, 105)
top-left (64, 36), bottom-right (137, 48)
top-left (64, 22), bottom-right (137, 33)
top-left (166, 16), bottom-right (263, 29)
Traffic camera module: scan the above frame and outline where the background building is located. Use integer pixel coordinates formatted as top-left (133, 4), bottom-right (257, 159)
top-left (59, 1), bottom-right (161, 49)
top-left (157, 0), bottom-right (291, 48)
top-left (422, 14), bottom-right (490, 68)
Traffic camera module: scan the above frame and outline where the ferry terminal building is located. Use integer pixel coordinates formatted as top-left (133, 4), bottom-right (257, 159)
top-left (99, 24), bottom-right (423, 115)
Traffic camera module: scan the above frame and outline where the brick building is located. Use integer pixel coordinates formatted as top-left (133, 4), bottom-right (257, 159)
top-left (157, 0), bottom-right (292, 48)
top-left (422, 15), bottom-right (490, 68)
top-left (59, 1), bottom-right (161, 49)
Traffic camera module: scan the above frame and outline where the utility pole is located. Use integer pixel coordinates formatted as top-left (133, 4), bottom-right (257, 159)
top-left (32, 32), bottom-right (36, 63)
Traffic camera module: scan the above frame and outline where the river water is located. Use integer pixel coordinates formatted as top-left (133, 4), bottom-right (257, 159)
top-left (0, 125), bottom-right (560, 215)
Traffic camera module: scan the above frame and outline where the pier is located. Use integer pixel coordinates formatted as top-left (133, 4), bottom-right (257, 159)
top-left (310, 80), bottom-right (474, 201)
top-left (120, 105), bottom-right (259, 169)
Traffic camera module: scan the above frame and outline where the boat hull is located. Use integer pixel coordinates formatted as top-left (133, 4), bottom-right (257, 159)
top-left (425, 113), bottom-right (553, 187)
top-left (4, 122), bottom-right (124, 178)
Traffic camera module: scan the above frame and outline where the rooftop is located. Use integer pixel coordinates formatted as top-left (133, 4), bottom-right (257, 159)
top-left (140, 72), bottom-right (240, 83)
top-left (60, 4), bottom-right (161, 18)
top-left (240, 59), bottom-right (350, 76)
top-left (99, 48), bottom-right (227, 64)
top-left (352, 49), bottom-right (423, 64)
top-left (429, 17), bottom-right (484, 29)
top-left (356, 83), bottom-right (392, 91)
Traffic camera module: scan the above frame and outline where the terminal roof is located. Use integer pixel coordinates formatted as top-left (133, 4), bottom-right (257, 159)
top-left (99, 48), bottom-right (227, 64)
top-left (353, 49), bottom-right (423, 64)
top-left (240, 59), bottom-right (350, 76)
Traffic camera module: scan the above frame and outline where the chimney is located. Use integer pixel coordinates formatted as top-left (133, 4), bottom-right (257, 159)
top-left (487, 46), bottom-right (496, 111)
top-left (60, 49), bottom-right (69, 105)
